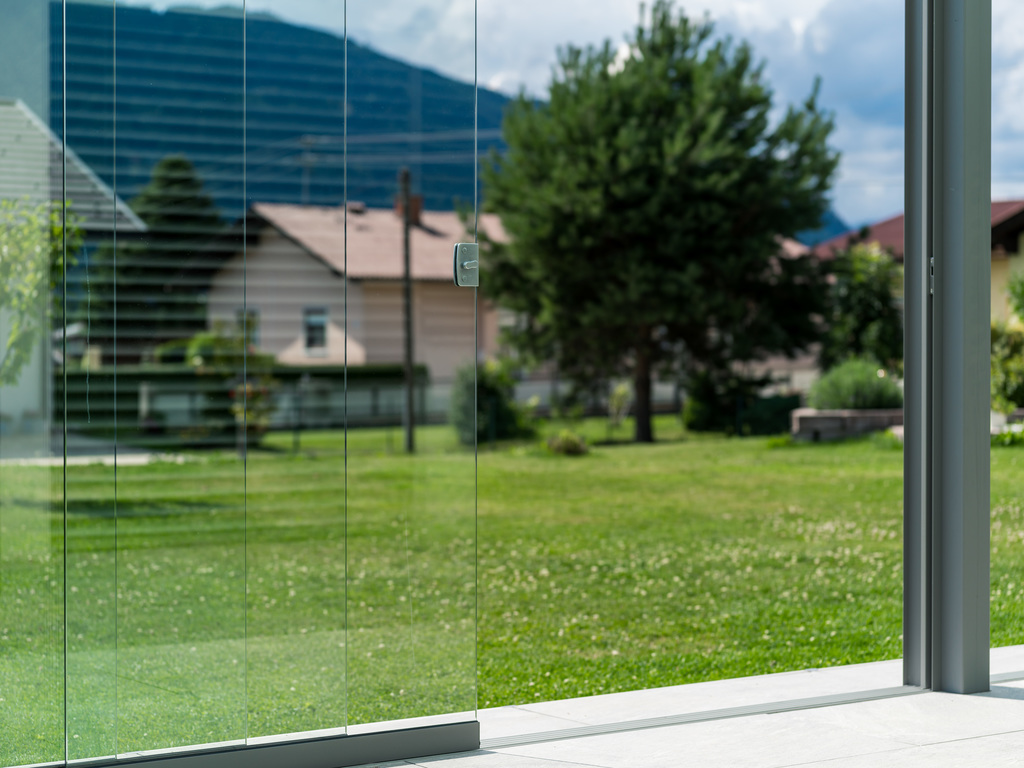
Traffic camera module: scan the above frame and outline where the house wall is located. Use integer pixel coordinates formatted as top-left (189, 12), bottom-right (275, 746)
top-left (358, 281), bottom-right (478, 382)
top-left (991, 236), bottom-right (1024, 325)
top-left (209, 232), bottom-right (493, 380)
top-left (208, 229), bottom-right (366, 365)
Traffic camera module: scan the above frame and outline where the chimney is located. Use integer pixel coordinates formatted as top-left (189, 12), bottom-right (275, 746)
top-left (394, 194), bottom-right (423, 226)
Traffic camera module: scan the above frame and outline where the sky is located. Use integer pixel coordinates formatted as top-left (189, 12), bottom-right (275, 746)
top-left (129, 0), bottom-right (1024, 228)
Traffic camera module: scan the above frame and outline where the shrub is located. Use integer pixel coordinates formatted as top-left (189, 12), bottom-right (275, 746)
top-left (450, 359), bottom-right (535, 446)
top-left (607, 382), bottom-right (631, 431)
top-left (991, 321), bottom-right (1024, 415)
top-left (683, 371), bottom-right (800, 435)
top-left (871, 429), bottom-right (904, 451)
top-left (808, 357), bottom-right (903, 410)
top-left (992, 425), bottom-right (1024, 448)
top-left (547, 429), bottom-right (589, 456)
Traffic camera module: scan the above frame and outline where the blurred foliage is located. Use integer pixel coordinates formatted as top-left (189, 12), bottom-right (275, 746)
top-left (450, 358), bottom-right (536, 446)
top-left (0, 198), bottom-right (83, 385)
top-left (991, 321), bottom-right (1024, 415)
top-left (187, 318), bottom-right (278, 442)
top-left (992, 426), bottom-right (1024, 448)
top-left (1007, 271), bottom-right (1024, 321)
top-left (808, 357), bottom-right (903, 410)
top-left (546, 428), bottom-right (589, 456)
top-left (682, 370), bottom-right (799, 436)
top-left (607, 381), bottom-right (632, 431)
top-left (479, 0), bottom-right (838, 442)
top-left (89, 156), bottom-right (231, 354)
top-left (819, 241), bottom-right (904, 374)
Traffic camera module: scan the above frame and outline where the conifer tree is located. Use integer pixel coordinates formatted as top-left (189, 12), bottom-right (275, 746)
top-left (481, 1), bottom-right (839, 441)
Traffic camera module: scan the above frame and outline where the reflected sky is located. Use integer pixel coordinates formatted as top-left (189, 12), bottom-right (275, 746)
top-left (116, 0), bottom-right (1024, 228)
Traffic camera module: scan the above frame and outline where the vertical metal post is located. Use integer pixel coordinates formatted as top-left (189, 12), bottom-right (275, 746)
top-left (401, 167), bottom-right (415, 454)
top-left (903, 0), bottom-right (932, 690)
top-left (905, 0), bottom-right (991, 694)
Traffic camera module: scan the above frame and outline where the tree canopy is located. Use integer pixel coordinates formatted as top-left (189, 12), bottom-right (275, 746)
top-left (480, 0), bottom-right (839, 441)
top-left (0, 199), bottom-right (82, 386)
top-left (89, 155), bottom-right (231, 361)
top-left (818, 240), bottom-right (904, 375)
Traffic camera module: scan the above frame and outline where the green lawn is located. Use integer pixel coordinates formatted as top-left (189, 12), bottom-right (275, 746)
top-left (4, 417), bottom-right (1024, 765)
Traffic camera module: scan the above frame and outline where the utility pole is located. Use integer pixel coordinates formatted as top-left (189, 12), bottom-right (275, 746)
top-left (400, 167), bottom-right (415, 454)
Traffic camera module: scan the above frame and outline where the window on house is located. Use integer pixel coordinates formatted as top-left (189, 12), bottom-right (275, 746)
top-left (304, 307), bottom-right (327, 353)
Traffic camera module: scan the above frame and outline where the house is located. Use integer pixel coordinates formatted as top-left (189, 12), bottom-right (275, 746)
top-left (0, 99), bottom-right (144, 451)
top-left (207, 201), bottom-right (506, 383)
top-left (814, 200), bottom-right (1024, 323)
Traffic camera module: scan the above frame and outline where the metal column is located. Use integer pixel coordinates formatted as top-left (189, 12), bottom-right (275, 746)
top-left (904, 0), bottom-right (991, 694)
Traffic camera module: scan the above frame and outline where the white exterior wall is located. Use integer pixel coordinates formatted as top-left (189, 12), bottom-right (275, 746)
top-left (358, 280), bottom-right (476, 383)
top-left (207, 230), bottom-right (365, 365)
top-left (209, 232), bottom-right (484, 381)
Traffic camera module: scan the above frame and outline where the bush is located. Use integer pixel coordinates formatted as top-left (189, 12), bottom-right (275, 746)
top-left (683, 371), bottom-right (800, 435)
top-left (450, 359), bottom-right (535, 446)
top-left (547, 429), bottom-right (589, 455)
top-left (991, 321), bottom-right (1024, 415)
top-left (992, 424), bottom-right (1024, 447)
top-left (808, 357), bottom-right (902, 410)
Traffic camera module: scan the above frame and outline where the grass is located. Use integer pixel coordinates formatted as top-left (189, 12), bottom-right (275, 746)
top-left (3, 415), bottom-right (1024, 765)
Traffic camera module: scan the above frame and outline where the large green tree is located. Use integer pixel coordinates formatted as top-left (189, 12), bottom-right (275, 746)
top-left (480, 1), bottom-right (839, 442)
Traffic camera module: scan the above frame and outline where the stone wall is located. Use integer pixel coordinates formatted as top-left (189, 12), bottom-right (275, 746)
top-left (791, 408), bottom-right (904, 442)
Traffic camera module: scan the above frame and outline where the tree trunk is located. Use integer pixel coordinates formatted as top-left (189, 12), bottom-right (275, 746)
top-left (634, 347), bottom-right (654, 443)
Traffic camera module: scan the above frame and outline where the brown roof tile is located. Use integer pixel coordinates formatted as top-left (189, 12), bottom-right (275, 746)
top-left (252, 202), bottom-right (508, 281)
top-left (813, 200), bottom-right (1024, 260)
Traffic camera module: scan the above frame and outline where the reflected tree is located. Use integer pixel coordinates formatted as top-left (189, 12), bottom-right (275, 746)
top-left (89, 156), bottom-right (232, 361)
top-left (0, 199), bottom-right (82, 385)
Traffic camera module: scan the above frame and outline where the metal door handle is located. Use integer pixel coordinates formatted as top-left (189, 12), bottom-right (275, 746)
top-left (453, 243), bottom-right (479, 287)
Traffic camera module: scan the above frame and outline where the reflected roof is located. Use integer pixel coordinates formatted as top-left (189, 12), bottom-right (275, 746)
top-left (814, 201), bottom-right (1024, 260)
top-left (0, 99), bottom-right (146, 233)
top-left (251, 202), bottom-right (508, 281)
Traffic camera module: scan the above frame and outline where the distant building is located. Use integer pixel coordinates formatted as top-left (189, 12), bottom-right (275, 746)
top-left (814, 201), bottom-right (1024, 324)
top-left (208, 202), bottom-right (506, 382)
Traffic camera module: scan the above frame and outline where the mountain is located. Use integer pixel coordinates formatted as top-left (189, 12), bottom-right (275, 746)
top-left (50, 1), bottom-right (509, 214)
top-left (797, 208), bottom-right (850, 247)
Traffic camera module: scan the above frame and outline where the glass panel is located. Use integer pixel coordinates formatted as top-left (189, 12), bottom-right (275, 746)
top-left (54, 0), bottom-right (250, 754)
top-left (0, 2), bottom-right (65, 760)
top-left (241, 2), bottom-right (349, 739)
top-left (61, 0), bottom-right (118, 757)
top-left (473, 1), bottom-right (904, 711)
top-left (113, 2), bottom-right (248, 752)
top-left (1, 0), bottom-right (479, 760)
top-left (344, 0), bottom-right (478, 729)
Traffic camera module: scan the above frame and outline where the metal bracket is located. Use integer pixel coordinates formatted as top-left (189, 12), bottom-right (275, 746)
top-left (453, 243), bottom-right (479, 287)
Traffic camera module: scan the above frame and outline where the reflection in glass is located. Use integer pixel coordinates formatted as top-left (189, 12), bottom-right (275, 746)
top-left (1, 0), bottom-right (480, 759)
top-left (342, 1), bottom-right (478, 728)
top-left (0, 97), bottom-right (66, 764)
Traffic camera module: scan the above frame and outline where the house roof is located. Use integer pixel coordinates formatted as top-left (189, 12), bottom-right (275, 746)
top-left (0, 99), bottom-right (146, 233)
top-left (251, 202), bottom-right (507, 281)
top-left (813, 200), bottom-right (1024, 259)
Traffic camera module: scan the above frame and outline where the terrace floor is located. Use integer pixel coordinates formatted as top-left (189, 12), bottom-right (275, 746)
top-left (374, 645), bottom-right (1024, 768)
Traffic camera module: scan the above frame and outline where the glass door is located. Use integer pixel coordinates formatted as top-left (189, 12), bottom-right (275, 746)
top-left (0, 1), bottom-right (477, 764)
